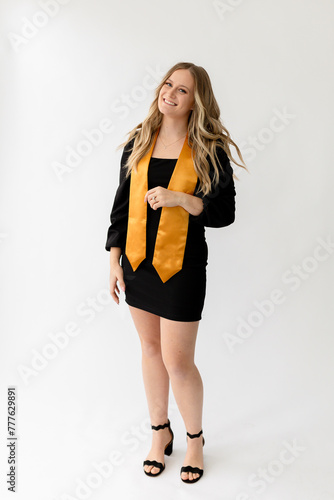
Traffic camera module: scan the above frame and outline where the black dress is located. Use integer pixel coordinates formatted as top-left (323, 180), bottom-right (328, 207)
top-left (105, 137), bottom-right (236, 322)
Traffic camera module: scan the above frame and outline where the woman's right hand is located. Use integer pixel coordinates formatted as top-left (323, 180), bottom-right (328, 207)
top-left (109, 248), bottom-right (126, 305)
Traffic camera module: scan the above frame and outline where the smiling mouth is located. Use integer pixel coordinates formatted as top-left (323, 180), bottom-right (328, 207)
top-left (163, 98), bottom-right (177, 106)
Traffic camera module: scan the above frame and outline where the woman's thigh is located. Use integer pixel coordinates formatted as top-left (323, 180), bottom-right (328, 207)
top-left (128, 305), bottom-right (161, 346)
top-left (160, 318), bottom-right (200, 370)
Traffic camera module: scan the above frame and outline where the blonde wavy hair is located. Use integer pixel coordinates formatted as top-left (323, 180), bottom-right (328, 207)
top-left (117, 62), bottom-right (248, 196)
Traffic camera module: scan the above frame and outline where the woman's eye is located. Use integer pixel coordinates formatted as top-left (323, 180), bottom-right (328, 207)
top-left (165, 82), bottom-right (186, 93)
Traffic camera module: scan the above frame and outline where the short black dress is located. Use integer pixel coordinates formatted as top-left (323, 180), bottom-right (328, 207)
top-left (105, 137), bottom-right (236, 322)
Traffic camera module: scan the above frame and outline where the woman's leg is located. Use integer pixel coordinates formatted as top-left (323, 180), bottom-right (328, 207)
top-left (128, 305), bottom-right (171, 475)
top-left (160, 318), bottom-right (204, 482)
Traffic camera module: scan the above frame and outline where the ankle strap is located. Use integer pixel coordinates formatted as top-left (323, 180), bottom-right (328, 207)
top-left (151, 419), bottom-right (170, 431)
top-left (187, 429), bottom-right (203, 439)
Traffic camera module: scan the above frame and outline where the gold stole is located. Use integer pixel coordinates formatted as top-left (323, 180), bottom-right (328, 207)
top-left (125, 128), bottom-right (198, 283)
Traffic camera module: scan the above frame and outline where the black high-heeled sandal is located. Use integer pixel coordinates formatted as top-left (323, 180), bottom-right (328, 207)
top-left (143, 419), bottom-right (174, 477)
top-left (180, 429), bottom-right (205, 484)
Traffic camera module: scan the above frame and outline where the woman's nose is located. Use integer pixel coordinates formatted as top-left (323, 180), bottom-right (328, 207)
top-left (166, 92), bottom-right (176, 101)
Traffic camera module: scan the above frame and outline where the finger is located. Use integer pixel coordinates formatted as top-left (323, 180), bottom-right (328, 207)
top-left (117, 276), bottom-right (126, 292)
top-left (144, 188), bottom-right (155, 202)
top-left (109, 275), bottom-right (115, 293)
top-left (111, 290), bottom-right (119, 305)
top-left (145, 193), bottom-right (155, 203)
top-left (110, 285), bottom-right (119, 304)
top-left (153, 197), bottom-right (162, 209)
top-left (109, 277), bottom-right (120, 304)
top-left (147, 197), bottom-right (154, 208)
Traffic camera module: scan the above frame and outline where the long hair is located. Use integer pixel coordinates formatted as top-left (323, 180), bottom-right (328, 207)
top-left (117, 62), bottom-right (248, 196)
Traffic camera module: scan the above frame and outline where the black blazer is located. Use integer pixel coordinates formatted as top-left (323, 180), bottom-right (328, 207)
top-left (105, 137), bottom-right (236, 263)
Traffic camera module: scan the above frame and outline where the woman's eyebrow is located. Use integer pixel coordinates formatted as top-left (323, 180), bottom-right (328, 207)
top-left (166, 78), bottom-right (190, 91)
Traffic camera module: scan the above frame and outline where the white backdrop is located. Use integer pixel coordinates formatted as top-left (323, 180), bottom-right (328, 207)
top-left (1, 0), bottom-right (333, 499)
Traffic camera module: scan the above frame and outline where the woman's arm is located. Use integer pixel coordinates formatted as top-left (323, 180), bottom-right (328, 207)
top-left (109, 247), bottom-right (125, 304)
top-left (145, 187), bottom-right (204, 215)
top-left (188, 148), bottom-right (236, 228)
top-left (106, 138), bottom-right (136, 303)
top-left (175, 192), bottom-right (204, 216)
top-left (145, 145), bottom-right (235, 222)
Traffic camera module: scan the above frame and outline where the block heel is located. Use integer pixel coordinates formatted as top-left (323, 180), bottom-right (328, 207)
top-left (143, 419), bottom-right (174, 477)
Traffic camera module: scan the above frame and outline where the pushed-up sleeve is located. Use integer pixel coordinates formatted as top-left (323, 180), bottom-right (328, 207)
top-left (105, 138), bottom-right (134, 252)
top-left (189, 145), bottom-right (236, 228)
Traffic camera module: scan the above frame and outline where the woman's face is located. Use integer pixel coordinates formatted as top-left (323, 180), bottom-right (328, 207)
top-left (158, 69), bottom-right (195, 119)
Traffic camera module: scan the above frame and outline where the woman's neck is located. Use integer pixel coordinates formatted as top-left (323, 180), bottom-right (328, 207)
top-left (158, 117), bottom-right (189, 141)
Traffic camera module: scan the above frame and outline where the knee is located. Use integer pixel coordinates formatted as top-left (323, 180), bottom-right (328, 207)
top-left (140, 337), bottom-right (161, 358)
top-left (162, 355), bottom-right (194, 380)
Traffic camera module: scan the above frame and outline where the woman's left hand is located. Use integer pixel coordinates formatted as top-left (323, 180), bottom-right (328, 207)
top-left (144, 186), bottom-right (181, 210)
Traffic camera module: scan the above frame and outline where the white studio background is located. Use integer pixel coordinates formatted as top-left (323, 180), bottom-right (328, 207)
top-left (0, 0), bottom-right (333, 499)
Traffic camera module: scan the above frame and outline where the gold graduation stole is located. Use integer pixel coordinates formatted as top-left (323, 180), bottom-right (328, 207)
top-left (125, 128), bottom-right (198, 283)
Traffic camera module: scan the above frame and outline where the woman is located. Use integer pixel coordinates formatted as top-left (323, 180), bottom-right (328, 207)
top-left (105, 62), bottom-right (246, 483)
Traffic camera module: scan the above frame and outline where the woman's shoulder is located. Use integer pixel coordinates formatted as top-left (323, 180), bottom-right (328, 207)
top-left (214, 139), bottom-right (230, 163)
top-left (120, 134), bottom-right (138, 170)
